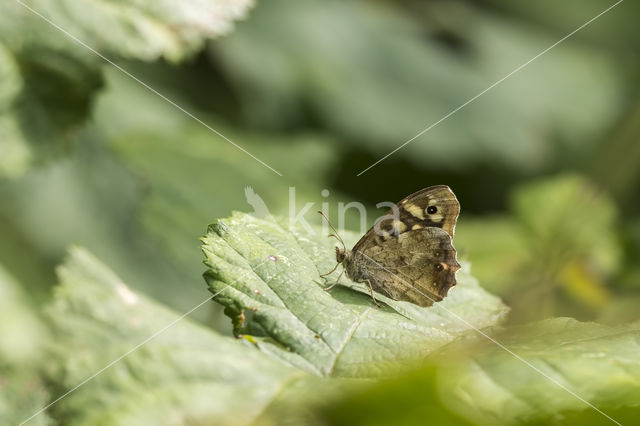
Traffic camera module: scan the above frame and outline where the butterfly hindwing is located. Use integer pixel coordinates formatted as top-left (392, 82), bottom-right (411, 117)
top-left (348, 227), bottom-right (460, 306)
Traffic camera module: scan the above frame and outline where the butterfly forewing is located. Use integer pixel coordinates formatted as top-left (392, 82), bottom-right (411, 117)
top-left (396, 185), bottom-right (460, 237)
top-left (352, 185), bottom-right (460, 253)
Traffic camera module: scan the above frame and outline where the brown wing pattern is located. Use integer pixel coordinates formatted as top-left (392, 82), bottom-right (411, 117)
top-left (353, 227), bottom-right (460, 307)
top-left (353, 185), bottom-right (460, 253)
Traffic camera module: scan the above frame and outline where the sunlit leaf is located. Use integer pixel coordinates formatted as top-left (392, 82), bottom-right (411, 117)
top-left (202, 212), bottom-right (509, 377)
top-left (0, 0), bottom-right (254, 178)
top-left (45, 247), bottom-right (333, 426)
top-left (0, 0), bottom-right (254, 62)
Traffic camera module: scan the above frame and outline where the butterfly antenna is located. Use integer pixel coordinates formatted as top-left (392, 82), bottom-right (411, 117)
top-left (317, 210), bottom-right (345, 251)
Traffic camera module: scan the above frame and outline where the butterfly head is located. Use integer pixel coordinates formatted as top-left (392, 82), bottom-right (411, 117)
top-left (335, 246), bottom-right (349, 264)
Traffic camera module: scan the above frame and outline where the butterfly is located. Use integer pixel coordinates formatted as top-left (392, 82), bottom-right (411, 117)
top-left (321, 185), bottom-right (461, 307)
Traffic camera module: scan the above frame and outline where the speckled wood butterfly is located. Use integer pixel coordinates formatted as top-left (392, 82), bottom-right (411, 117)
top-left (321, 185), bottom-right (460, 307)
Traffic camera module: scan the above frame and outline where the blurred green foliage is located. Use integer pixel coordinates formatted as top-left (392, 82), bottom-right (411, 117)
top-left (2, 0), bottom-right (640, 424)
top-left (0, 266), bottom-right (50, 426)
top-left (43, 248), bottom-right (322, 426)
top-left (213, 0), bottom-right (622, 172)
top-left (456, 174), bottom-right (621, 322)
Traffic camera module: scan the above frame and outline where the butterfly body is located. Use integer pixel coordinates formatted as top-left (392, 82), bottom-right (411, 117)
top-left (333, 185), bottom-right (461, 307)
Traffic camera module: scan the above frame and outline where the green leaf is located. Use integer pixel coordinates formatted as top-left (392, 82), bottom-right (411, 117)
top-left (212, 0), bottom-right (621, 171)
top-left (0, 40), bottom-right (102, 178)
top-left (83, 68), bottom-right (342, 313)
top-left (110, 122), bottom-right (337, 276)
top-left (0, 265), bottom-right (50, 426)
top-left (455, 174), bottom-right (621, 318)
top-left (437, 318), bottom-right (640, 424)
top-left (0, 43), bottom-right (29, 178)
top-left (318, 366), bottom-right (475, 426)
top-left (315, 318), bottom-right (640, 425)
top-left (201, 212), bottom-right (509, 378)
top-left (0, 265), bottom-right (46, 365)
top-left (0, 138), bottom-right (197, 313)
top-left (513, 174), bottom-right (620, 275)
top-left (482, 0), bottom-right (640, 48)
top-left (0, 0), bottom-right (255, 62)
top-left (455, 216), bottom-right (527, 294)
top-left (0, 0), bottom-right (253, 178)
top-left (44, 246), bottom-right (329, 426)
top-left (0, 368), bottom-right (51, 426)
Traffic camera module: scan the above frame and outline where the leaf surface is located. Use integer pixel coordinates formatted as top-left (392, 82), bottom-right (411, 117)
top-left (1, 0), bottom-right (254, 62)
top-left (0, 265), bottom-right (50, 426)
top-left (202, 212), bottom-right (509, 377)
top-left (0, 0), bottom-right (253, 177)
top-left (314, 318), bottom-right (640, 425)
top-left (437, 318), bottom-right (640, 423)
top-left (45, 247), bottom-right (320, 426)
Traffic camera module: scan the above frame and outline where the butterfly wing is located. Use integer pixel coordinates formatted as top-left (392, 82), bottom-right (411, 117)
top-left (352, 185), bottom-right (460, 253)
top-left (396, 185), bottom-right (460, 237)
top-left (351, 227), bottom-right (460, 307)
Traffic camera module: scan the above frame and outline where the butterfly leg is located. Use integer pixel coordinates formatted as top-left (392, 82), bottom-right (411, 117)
top-left (324, 269), bottom-right (344, 291)
top-left (363, 279), bottom-right (381, 307)
top-left (320, 262), bottom-right (340, 277)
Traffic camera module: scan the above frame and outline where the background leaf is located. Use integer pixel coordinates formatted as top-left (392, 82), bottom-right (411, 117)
top-left (0, 265), bottom-right (46, 364)
top-left (437, 318), bottom-right (640, 424)
top-left (0, 40), bottom-right (102, 178)
top-left (0, 0), bottom-right (254, 62)
top-left (0, 265), bottom-right (50, 426)
top-left (0, 0), bottom-right (254, 178)
top-left (212, 0), bottom-right (622, 172)
top-left (455, 174), bottom-right (621, 321)
top-left (0, 368), bottom-right (51, 426)
top-left (43, 247), bottom-right (333, 426)
top-left (317, 317), bottom-right (640, 426)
